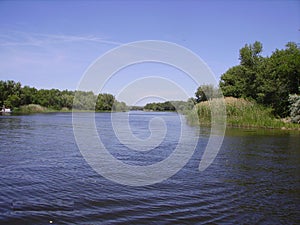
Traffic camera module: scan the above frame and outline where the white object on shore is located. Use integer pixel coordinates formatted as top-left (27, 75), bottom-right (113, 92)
top-left (1, 107), bottom-right (11, 113)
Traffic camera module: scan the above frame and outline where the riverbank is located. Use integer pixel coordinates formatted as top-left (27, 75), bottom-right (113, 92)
top-left (12, 104), bottom-right (70, 114)
top-left (11, 104), bottom-right (128, 114)
top-left (186, 97), bottom-right (300, 130)
top-left (8, 101), bottom-right (300, 131)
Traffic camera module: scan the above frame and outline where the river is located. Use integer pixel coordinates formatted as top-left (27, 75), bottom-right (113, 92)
top-left (0, 112), bottom-right (299, 224)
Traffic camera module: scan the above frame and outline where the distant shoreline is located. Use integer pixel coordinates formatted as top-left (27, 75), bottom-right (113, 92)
top-left (5, 101), bottom-right (300, 131)
top-left (10, 104), bottom-right (128, 115)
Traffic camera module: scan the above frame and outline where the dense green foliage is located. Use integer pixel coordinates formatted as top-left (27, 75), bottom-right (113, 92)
top-left (144, 99), bottom-right (195, 112)
top-left (144, 101), bottom-right (175, 111)
top-left (220, 42), bottom-right (300, 117)
top-left (0, 80), bottom-right (128, 112)
top-left (195, 84), bottom-right (222, 103)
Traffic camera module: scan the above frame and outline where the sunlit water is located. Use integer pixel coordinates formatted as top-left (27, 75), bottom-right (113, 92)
top-left (0, 112), bottom-right (299, 224)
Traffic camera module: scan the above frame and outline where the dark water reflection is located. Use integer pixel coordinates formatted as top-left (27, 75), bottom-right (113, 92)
top-left (0, 113), bottom-right (299, 224)
top-left (219, 129), bottom-right (300, 224)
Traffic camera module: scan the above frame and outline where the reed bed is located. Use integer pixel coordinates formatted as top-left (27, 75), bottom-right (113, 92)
top-left (187, 97), bottom-right (300, 130)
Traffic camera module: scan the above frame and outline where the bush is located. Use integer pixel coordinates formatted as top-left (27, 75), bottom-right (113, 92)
top-left (18, 104), bottom-right (48, 113)
top-left (289, 94), bottom-right (300, 123)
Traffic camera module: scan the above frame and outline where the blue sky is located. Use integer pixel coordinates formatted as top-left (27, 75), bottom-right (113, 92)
top-left (0, 0), bottom-right (299, 103)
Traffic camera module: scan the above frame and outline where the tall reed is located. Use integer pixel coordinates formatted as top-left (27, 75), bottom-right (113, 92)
top-left (187, 97), bottom-right (300, 129)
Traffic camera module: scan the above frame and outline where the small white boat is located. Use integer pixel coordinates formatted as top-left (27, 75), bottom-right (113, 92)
top-left (1, 106), bottom-right (12, 114)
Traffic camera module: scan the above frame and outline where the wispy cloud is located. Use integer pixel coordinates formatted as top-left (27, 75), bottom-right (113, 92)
top-left (0, 31), bottom-right (119, 89)
top-left (0, 30), bottom-right (173, 55)
top-left (0, 31), bottom-right (123, 48)
top-left (0, 30), bottom-right (180, 91)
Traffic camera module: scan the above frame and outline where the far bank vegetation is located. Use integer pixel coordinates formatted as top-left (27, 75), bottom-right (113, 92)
top-left (1, 41), bottom-right (299, 128)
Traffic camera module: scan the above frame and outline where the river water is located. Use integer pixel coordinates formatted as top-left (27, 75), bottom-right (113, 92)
top-left (0, 112), bottom-right (299, 224)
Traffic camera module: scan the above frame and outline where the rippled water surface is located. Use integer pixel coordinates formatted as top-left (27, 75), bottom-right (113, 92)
top-left (0, 112), bottom-right (299, 224)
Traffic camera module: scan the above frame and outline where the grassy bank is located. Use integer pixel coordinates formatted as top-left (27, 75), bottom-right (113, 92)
top-left (186, 97), bottom-right (300, 130)
top-left (13, 104), bottom-right (70, 114)
top-left (13, 104), bottom-right (127, 114)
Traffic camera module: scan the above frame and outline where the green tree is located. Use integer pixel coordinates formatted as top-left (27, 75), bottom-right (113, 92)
top-left (219, 66), bottom-right (246, 98)
top-left (60, 90), bottom-right (74, 109)
top-left (239, 41), bottom-right (263, 68)
top-left (220, 41), bottom-right (300, 117)
top-left (0, 80), bottom-right (22, 108)
top-left (113, 101), bottom-right (128, 111)
top-left (96, 93), bottom-right (115, 111)
top-left (195, 84), bottom-right (220, 103)
top-left (73, 91), bottom-right (96, 110)
top-left (0, 81), bottom-right (5, 106)
top-left (4, 94), bottom-right (21, 108)
top-left (20, 86), bottom-right (37, 105)
top-left (256, 42), bottom-right (300, 116)
top-left (195, 86), bottom-right (208, 102)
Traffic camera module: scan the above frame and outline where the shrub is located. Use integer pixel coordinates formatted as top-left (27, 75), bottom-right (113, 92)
top-left (289, 94), bottom-right (300, 123)
top-left (18, 104), bottom-right (48, 113)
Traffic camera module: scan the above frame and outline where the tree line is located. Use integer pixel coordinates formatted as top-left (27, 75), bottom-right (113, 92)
top-left (1, 41), bottom-right (299, 121)
top-left (219, 41), bottom-right (300, 117)
top-left (0, 79), bottom-right (196, 113)
top-left (0, 80), bottom-right (127, 111)
top-left (144, 99), bottom-right (195, 112)
top-left (193, 41), bottom-right (299, 122)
